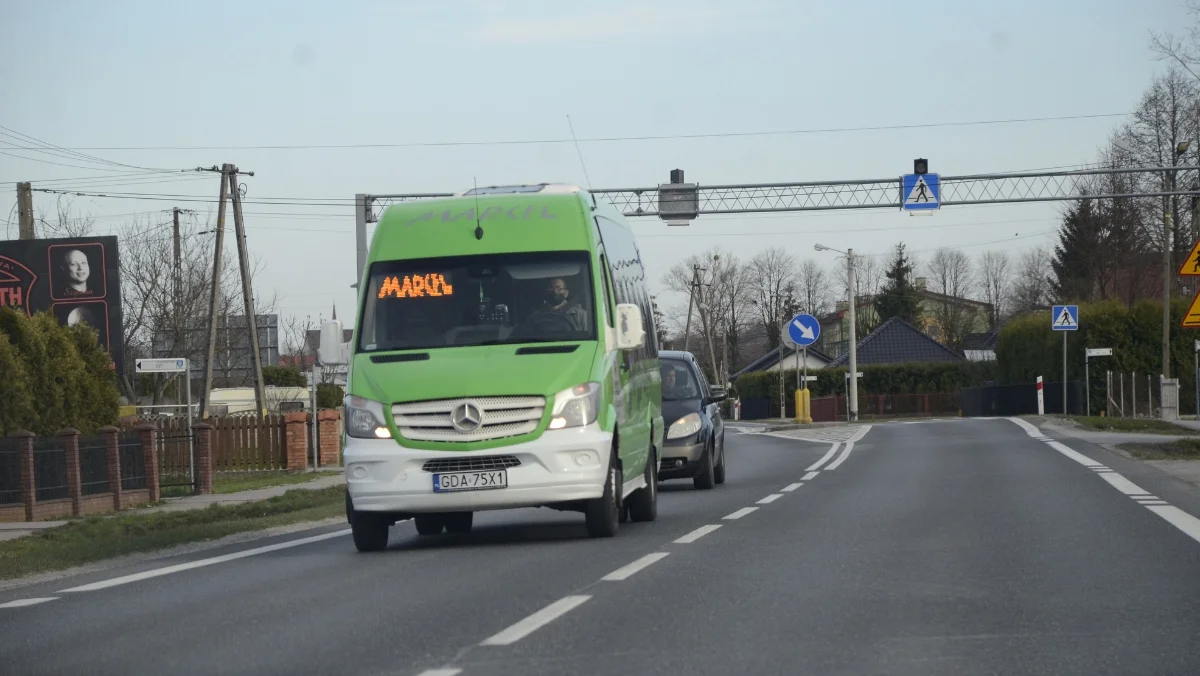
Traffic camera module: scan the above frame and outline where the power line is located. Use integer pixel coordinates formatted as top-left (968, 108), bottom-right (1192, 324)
top-left (0, 112), bottom-right (1131, 152)
top-left (0, 125), bottom-right (167, 171)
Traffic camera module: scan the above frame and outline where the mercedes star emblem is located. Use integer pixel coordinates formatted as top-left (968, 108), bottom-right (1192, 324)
top-left (451, 402), bottom-right (484, 432)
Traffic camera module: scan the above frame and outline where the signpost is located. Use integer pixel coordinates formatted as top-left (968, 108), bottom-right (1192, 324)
top-left (784, 313), bottom-right (821, 423)
top-left (135, 358), bottom-right (194, 488)
top-left (1052, 305), bottom-right (1079, 414)
top-left (1084, 347), bottom-right (1113, 416)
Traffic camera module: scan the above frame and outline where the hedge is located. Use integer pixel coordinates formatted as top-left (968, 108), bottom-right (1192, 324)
top-left (0, 308), bottom-right (119, 436)
top-left (732, 361), bottom-right (999, 400)
top-left (997, 299), bottom-right (1200, 414)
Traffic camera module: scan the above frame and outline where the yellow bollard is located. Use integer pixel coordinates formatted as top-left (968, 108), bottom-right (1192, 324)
top-left (795, 388), bottom-right (813, 424)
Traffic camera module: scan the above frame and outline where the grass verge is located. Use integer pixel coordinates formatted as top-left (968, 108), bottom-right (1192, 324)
top-left (1066, 416), bottom-right (1195, 434)
top-left (1118, 438), bottom-right (1200, 461)
top-left (0, 486), bottom-right (345, 581)
top-left (158, 470), bottom-right (340, 498)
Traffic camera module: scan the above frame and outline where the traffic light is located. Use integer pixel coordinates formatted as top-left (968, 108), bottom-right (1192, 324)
top-left (914, 158), bottom-right (928, 175)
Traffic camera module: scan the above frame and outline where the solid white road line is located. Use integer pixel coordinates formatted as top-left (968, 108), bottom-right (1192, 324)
top-left (481, 595), bottom-right (591, 646)
top-left (417, 669), bottom-right (462, 676)
top-left (59, 529), bottom-right (351, 593)
top-left (801, 471), bottom-right (820, 481)
top-left (757, 494), bottom-right (784, 504)
top-left (806, 444), bottom-right (840, 471)
top-left (781, 482), bottom-right (804, 492)
top-left (723, 507), bottom-right (758, 520)
top-left (674, 524), bottom-right (722, 544)
top-left (0, 597), bottom-right (58, 609)
top-left (1146, 505), bottom-right (1200, 545)
top-left (1046, 440), bottom-right (1105, 468)
top-left (601, 553), bottom-right (669, 581)
top-left (1009, 417), bottom-right (1042, 437)
top-left (825, 442), bottom-right (855, 470)
top-left (1098, 472), bottom-right (1151, 496)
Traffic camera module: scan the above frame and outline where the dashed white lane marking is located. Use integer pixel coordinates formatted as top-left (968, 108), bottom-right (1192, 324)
top-left (801, 471), bottom-right (820, 481)
top-left (723, 507), bottom-right (758, 520)
top-left (1146, 506), bottom-right (1200, 545)
top-left (757, 494), bottom-right (784, 505)
top-left (601, 553), bottom-right (669, 581)
top-left (674, 524), bottom-right (722, 544)
top-left (806, 444), bottom-right (840, 471)
top-left (0, 597), bottom-right (58, 609)
top-left (781, 482), bottom-right (804, 492)
top-left (59, 529), bottom-right (351, 593)
top-left (1008, 418), bottom-right (1200, 548)
top-left (1098, 472), bottom-right (1151, 496)
top-left (417, 669), bottom-right (462, 676)
top-left (481, 595), bottom-right (592, 646)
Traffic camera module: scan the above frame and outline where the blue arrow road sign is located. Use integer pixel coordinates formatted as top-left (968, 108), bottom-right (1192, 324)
top-left (1052, 305), bottom-right (1079, 331)
top-left (787, 313), bottom-right (821, 347)
top-left (902, 173), bottom-right (940, 211)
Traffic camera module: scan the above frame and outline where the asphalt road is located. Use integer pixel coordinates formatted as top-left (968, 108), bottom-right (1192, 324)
top-left (3, 417), bottom-right (1200, 676)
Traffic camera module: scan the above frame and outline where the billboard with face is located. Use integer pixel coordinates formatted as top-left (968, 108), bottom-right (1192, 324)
top-left (0, 236), bottom-right (124, 372)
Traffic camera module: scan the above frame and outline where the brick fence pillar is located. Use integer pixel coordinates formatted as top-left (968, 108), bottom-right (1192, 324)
top-left (59, 428), bottom-right (82, 516)
top-left (193, 423), bottom-right (214, 495)
top-left (10, 431), bottom-right (35, 522)
top-left (136, 423), bottom-right (161, 502)
top-left (318, 410), bottom-right (342, 466)
top-left (283, 412), bottom-right (309, 472)
top-left (98, 426), bottom-right (122, 510)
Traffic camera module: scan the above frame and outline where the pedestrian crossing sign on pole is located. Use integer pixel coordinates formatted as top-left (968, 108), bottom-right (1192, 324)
top-left (901, 173), bottom-right (940, 211)
top-left (1179, 238), bottom-right (1200, 276)
top-left (1183, 293), bottom-right (1200, 328)
top-left (1051, 304), bottom-right (1079, 331)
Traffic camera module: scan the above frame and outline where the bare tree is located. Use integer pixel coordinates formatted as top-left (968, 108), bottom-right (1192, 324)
top-left (796, 258), bottom-right (832, 317)
top-left (925, 248), bottom-right (977, 348)
top-left (977, 250), bottom-right (1012, 329)
top-left (36, 195), bottom-right (95, 238)
top-left (747, 247), bottom-right (799, 352)
top-left (662, 248), bottom-right (753, 381)
top-left (1010, 247), bottom-right (1052, 315)
top-left (1150, 3), bottom-right (1200, 86)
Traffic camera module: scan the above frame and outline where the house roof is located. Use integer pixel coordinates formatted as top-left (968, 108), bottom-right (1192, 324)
top-left (827, 316), bottom-right (964, 367)
top-left (731, 344), bottom-right (833, 379)
top-left (961, 331), bottom-right (998, 351)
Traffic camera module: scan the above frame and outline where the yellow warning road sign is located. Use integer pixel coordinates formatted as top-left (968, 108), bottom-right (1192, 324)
top-left (1180, 239), bottom-right (1200, 276)
top-left (1183, 292), bottom-right (1200, 328)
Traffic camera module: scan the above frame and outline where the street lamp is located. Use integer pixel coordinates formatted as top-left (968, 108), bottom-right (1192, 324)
top-left (814, 243), bottom-right (858, 422)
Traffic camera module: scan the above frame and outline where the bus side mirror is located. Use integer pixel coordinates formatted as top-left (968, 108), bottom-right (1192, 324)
top-left (615, 304), bottom-right (646, 351)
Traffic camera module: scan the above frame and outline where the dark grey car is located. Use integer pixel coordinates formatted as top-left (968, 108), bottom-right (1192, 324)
top-left (657, 350), bottom-right (726, 489)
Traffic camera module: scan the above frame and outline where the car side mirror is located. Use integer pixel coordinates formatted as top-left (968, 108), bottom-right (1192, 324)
top-left (615, 303), bottom-right (645, 351)
top-left (707, 388), bottom-right (727, 404)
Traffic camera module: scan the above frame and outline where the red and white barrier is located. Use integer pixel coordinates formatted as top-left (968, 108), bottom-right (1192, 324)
top-left (1036, 376), bottom-right (1044, 415)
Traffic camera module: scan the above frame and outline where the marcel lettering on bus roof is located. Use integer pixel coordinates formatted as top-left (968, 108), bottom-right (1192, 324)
top-left (403, 205), bottom-right (559, 226)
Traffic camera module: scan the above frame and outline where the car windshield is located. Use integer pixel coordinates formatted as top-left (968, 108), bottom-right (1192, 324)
top-left (358, 251), bottom-right (596, 352)
top-left (660, 359), bottom-right (702, 401)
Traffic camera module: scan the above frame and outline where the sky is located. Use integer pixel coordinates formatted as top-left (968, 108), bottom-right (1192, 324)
top-left (0, 0), bottom-right (1194, 336)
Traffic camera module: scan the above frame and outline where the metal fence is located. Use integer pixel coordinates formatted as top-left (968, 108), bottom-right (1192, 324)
top-left (77, 435), bottom-right (111, 496)
top-left (32, 438), bottom-right (69, 502)
top-left (119, 432), bottom-right (147, 491)
top-left (0, 438), bottom-right (20, 506)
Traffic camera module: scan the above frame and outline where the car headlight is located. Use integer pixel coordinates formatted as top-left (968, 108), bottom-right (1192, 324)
top-left (549, 382), bottom-right (601, 430)
top-left (345, 395), bottom-right (391, 439)
top-left (667, 412), bottom-right (702, 440)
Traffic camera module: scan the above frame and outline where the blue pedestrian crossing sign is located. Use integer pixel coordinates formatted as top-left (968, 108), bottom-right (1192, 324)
top-left (902, 173), bottom-right (940, 211)
top-left (1051, 305), bottom-right (1079, 331)
top-left (786, 313), bottom-right (821, 347)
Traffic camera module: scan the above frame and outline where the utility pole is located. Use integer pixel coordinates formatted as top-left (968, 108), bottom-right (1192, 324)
top-left (694, 269), bottom-right (721, 387)
top-left (228, 167), bottom-right (267, 420)
top-left (16, 182), bottom-right (34, 239)
top-left (1164, 211), bottom-right (1173, 381)
top-left (173, 206), bottom-right (184, 414)
top-left (682, 265), bottom-right (705, 353)
top-left (199, 167), bottom-right (231, 419)
top-left (847, 248), bottom-right (859, 422)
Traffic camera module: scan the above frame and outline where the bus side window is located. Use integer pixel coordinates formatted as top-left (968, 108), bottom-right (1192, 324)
top-left (599, 253), bottom-right (616, 327)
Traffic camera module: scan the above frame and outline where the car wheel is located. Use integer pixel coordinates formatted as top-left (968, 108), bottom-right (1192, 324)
top-left (443, 512), bottom-right (473, 534)
top-left (347, 493), bottom-right (389, 552)
top-left (585, 452), bottom-right (621, 538)
top-left (627, 447), bottom-right (658, 522)
top-left (414, 515), bottom-right (445, 536)
top-left (693, 442), bottom-right (715, 490)
top-left (714, 437), bottom-right (727, 485)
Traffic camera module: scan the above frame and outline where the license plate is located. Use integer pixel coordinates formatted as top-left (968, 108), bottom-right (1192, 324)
top-left (432, 470), bottom-right (508, 493)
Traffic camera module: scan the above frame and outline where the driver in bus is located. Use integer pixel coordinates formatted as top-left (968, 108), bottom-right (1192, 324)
top-left (540, 277), bottom-right (587, 332)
